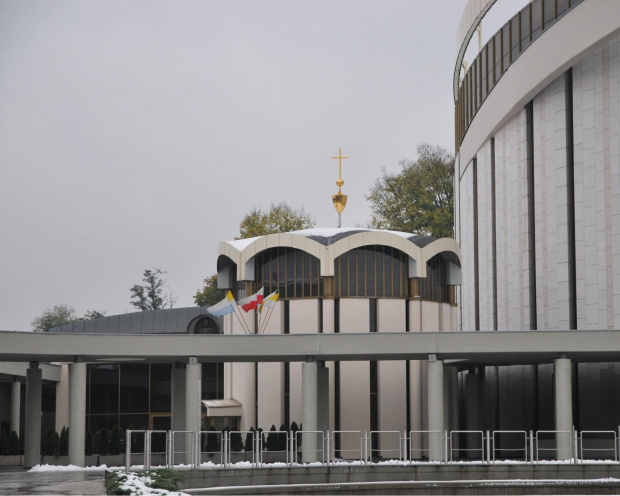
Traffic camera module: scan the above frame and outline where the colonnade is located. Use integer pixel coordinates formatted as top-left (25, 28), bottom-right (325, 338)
top-left (21, 355), bottom-right (575, 467)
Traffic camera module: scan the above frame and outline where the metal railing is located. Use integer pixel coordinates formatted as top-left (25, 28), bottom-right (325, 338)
top-left (119, 427), bottom-right (620, 471)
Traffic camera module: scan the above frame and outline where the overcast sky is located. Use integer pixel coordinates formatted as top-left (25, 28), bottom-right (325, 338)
top-left (0, 0), bottom-right (526, 331)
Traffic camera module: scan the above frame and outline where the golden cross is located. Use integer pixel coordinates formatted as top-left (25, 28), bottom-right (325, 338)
top-left (331, 148), bottom-right (348, 189)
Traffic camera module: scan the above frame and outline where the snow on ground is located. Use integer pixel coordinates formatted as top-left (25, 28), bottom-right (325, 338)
top-left (28, 457), bottom-right (620, 473)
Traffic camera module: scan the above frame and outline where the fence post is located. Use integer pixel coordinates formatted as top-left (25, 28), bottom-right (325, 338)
top-left (486, 431), bottom-right (490, 464)
top-left (444, 431), bottom-right (449, 463)
top-left (125, 430), bottom-right (131, 472)
top-left (529, 431), bottom-right (534, 463)
top-left (145, 431), bottom-right (151, 470)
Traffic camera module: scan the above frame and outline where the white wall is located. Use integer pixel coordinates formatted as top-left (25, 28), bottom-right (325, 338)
top-left (257, 301), bottom-right (284, 429)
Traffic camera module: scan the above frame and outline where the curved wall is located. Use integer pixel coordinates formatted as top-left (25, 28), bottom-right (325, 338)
top-left (455, 0), bottom-right (620, 431)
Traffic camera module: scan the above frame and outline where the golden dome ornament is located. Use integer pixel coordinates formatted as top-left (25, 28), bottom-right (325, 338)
top-left (331, 148), bottom-right (348, 228)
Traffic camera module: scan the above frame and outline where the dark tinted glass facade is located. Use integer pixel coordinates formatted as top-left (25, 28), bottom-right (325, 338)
top-left (255, 248), bottom-right (321, 299)
top-left (86, 362), bottom-right (223, 430)
top-left (335, 246), bottom-right (408, 298)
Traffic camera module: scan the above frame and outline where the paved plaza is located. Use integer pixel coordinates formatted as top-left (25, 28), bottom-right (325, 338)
top-left (0, 467), bottom-right (106, 495)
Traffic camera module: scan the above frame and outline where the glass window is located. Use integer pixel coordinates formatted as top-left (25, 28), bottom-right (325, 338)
top-left (557, 0), bottom-right (569, 16)
top-left (494, 32), bottom-right (503, 78)
top-left (502, 25), bottom-right (511, 69)
top-left (335, 246), bottom-right (407, 298)
top-left (88, 364), bottom-right (119, 415)
top-left (481, 47), bottom-right (487, 101)
top-left (255, 247), bottom-right (321, 299)
top-left (511, 15), bottom-right (520, 61)
top-left (487, 41), bottom-right (495, 91)
top-left (531, 0), bottom-right (542, 39)
top-left (120, 364), bottom-right (149, 413)
top-left (202, 363), bottom-right (223, 400)
top-left (150, 364), bottom-right (171, 413)
top-left (543, 0), bottom-right (556, 27)
top-left (520, 6), bottom-right (531, 51)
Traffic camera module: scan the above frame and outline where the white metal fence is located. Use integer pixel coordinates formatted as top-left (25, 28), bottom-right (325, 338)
top-left (123, 427), bottom-right (620, 469)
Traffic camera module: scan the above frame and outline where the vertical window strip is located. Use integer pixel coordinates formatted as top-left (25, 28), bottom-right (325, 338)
top-left (526, 100), bottom-right (538, 330)
top-left (491, 138), bottom-right (498, 331)
top-left (473, 158), bottom-right (480, 331)
top-left (565, 69), bottom-right (577, 329)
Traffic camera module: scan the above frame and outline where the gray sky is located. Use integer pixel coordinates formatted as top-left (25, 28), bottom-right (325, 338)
top-left (0, 0), bottom-right (525, 331)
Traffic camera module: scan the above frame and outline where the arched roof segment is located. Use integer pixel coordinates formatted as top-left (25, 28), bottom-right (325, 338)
top-left (218, 228), bottom-right (462, 281)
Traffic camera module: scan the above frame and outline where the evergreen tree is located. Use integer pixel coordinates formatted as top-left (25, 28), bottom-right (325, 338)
top-left (85, 426), bottom-right (94, 456)
top-left (98, 428), bottom-right (110, 455)
top-left (205, 426), bottom-right (219, 455)
top-left (265, 425), bottom-right (277, 451)
top-left (12, 432), bottom-right (20, 456)
top-left (277, 423), bottom-right (288, 452)
top-left (243, 427), bottom-right (255, 453)
top-left (52, 430), bottom-right (60, 456)
top-left (59, 427), bottom-right (69, 456)
top-left (230, 431), bottom-right (243, 453)
top-left (0, 431), bottom-right (8, 456)
top-left (110, 425), bottom-right (122, 455)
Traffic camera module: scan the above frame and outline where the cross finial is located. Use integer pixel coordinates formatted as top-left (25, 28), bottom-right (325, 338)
top-left (331, 148), bottom-right (349, 191)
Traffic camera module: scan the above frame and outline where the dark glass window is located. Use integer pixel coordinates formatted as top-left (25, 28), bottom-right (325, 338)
top-left (255, 247), bottom-right (321, 299)
top-left (202, 363), bottom-right (224, 400)
top-left (88, 364), bottom-right (119, 415)
top-left (335, 246), bottom-right (407, 298)
top-left (418, 255), bottom-right (450, 303)
top-left (150, 364), bottom-right (171, 413)
top-left (120, 364), bottom-right (149, 413)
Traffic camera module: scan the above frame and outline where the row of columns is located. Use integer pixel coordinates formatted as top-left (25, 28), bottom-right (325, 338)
top-left (22, 358), bottom-right (203, 468)
top-left (21, 355), bottom-right (574, 467)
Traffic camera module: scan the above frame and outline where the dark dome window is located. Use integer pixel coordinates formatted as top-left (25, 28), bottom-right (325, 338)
top-left (191, 316), bottom-right (221, 334)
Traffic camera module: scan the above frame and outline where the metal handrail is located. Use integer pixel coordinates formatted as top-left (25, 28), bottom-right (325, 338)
top-left (450, 430), bottom-right (484, 462)
top-left (492, 430), bottom-right (528, 462)
top-left (579, 430), bottom-right (617, 462)
top-left (409, 430), bottom-right (444, 461)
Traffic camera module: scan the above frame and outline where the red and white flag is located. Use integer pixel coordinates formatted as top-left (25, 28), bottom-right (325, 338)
top-left (238, 287), bottom-right (264, 312)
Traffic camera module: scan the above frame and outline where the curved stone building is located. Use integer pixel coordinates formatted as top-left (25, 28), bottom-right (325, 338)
top-left (455, 0), bottom-right (620, 432)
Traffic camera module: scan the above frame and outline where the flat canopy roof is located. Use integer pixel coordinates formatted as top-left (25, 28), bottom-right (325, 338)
top-left (1, 330), bottom-right (620, 367)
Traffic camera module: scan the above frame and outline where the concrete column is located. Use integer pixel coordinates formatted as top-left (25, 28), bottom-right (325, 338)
top-left (301, 360), bottom-right (318, 462)
top-left (10, 377), bottom-right (20, 434)
top-left (465, 371), bottom-right (481, 459)
top-left (185, 360), bottom-right (202, 464)
top-left (554, 356), bottom-right (573, 460)
top-left (171, 365), bottom-right (186, 463)
top-left (317, 364), bottom-right (330, 435)
top-left (25, 363), bottom-right (42, 468)
top-left (68, 358), bottom-right (86, 467)
top-left (427, 357), bottom-right (444, 462)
